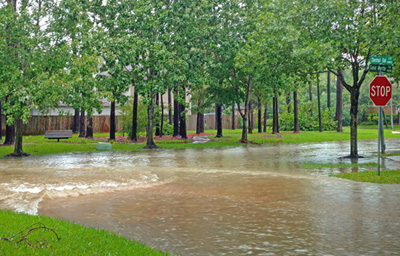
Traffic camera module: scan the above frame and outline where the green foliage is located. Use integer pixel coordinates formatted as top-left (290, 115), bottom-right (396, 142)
top-left (120, 100), bottom-right (148, 137)
top-left (278, 102), bottom-right (337, 131)
top-left (163, 123), bottom-right (174, 136)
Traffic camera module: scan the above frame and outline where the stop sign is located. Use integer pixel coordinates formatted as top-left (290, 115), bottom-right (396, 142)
top-left (369, 76), bottom-right (392, 106)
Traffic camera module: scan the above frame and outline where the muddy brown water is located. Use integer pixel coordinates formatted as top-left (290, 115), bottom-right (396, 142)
top-left (1, 140), bottom-right (400, 255)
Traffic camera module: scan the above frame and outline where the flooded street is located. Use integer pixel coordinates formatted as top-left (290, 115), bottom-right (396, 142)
top-left (1, 140), bottom-right (400, 255)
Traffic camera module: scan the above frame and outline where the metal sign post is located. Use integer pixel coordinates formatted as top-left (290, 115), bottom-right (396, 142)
top-left (390, 99), bottom-right (393, 130)
top-left (378, 107), bottom-right (381, 176)
top-left (369, 73), bottom-right (392, 176)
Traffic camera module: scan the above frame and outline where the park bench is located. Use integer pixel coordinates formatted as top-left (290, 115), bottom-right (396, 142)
top-left (44, 130), bottom-right (73, 142)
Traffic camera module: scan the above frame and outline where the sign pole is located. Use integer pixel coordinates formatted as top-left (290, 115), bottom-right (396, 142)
top-left (379, 107), bottom-right (386, 153)
top-left (390, 99), bottom-right (393, 130)
top-left (378, 106), bottom-right (381, 176)
top-left (369, 62), bottom-right (393, 176)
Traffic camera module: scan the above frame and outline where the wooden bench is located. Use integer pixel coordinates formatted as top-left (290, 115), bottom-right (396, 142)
top-left (44, 130), bottom-right (73, 142)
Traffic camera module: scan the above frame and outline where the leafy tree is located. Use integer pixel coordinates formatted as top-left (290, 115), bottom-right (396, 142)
top-left (207, 0), bottom-right (260, 142)
top-left (122, 1), bottom-right (173, 148)
top-left (52, 0), bottom-right (103, 138)
top-left (0, 0), bottom-right (62, 156)
top-left (93, 0), bottom-right (131, 141)
top-left (294, 0), bottom-right (399, 157)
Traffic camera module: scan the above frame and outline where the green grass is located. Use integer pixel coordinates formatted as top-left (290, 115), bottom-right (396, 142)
top-left (0, 127), bottom-right (399, 158)
top-left (331, 170), bottom-right (400, 184)
top-left (0, 210), bottom-right (169, 255)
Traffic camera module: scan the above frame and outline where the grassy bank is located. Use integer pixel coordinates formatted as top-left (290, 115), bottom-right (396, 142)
top-left (0, 127), bottom-right (399, 158)
top-left (0, 210), bottom-right (169, 255)
top-left (331, 170), bottom-right (400, 184)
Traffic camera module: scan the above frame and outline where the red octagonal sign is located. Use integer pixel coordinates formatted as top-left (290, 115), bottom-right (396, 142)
top-left (369, 76), bottom-right (392, 107)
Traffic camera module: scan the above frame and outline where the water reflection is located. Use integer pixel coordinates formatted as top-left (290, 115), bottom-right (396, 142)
top-left (0, 140), bottom-right (400, 255)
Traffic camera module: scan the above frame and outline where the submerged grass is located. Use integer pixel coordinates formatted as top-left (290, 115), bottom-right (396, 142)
top-left (0, 210), bottom-right (169, 255)
top-left (331, 170), bottom-right (400, 184)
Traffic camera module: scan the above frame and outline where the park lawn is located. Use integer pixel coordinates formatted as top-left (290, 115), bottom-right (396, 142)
top-left (0, 127), bottom-right (399, 158)
top-left (331, 170), bottom-right (400, 184)
top-left (0, 210), bottom-right (169, 256)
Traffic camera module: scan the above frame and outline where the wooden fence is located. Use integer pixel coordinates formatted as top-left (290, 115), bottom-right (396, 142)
top-left (0, 115), bottom-right (123, 136)
top-left (187, 114), bottom-right (241, 130)
top-left (0, 114), bottom-right (241, 136)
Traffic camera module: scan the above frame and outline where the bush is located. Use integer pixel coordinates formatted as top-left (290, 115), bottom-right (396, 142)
top-left (279, 102), bottom-right (337, 131)
top-left (163, 123), bottom-right (173, 135)
top-left (120, 100), bottom-right (148, 137)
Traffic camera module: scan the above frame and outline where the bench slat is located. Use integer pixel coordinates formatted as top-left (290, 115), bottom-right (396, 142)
top-left (45, 130), bottom-right (73, 141)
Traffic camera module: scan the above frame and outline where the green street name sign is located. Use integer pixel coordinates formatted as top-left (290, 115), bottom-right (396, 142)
top-left (369, 64), bottom-right (392, 73)
top-left (370, 56), bottom-right (393, 65)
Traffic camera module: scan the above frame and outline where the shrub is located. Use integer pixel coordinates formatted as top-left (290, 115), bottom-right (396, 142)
top-left (279, 102), bottom-right (337, 131)
top-left (120, 100), bottom-right (148, 137)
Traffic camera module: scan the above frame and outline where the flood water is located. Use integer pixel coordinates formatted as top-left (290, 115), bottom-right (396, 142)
top-left (1, 140), bottom-right (400, 255)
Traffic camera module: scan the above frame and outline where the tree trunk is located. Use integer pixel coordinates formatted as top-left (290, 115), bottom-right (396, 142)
top-left (0, 100), bottom-right (2, 141)
top-left (239, 75), bottom-right (252, 142)
top-left (349, 88), bottom-right (360, 157)
top-left (131, 89), bottom-right (138, 142)
top-left (79, 108), bottom-right (85, 137)
top-left (241, 113), bottom-right (248, 141)
top-left (336, 69), bottom-right (343, 133)
top-left (86, 116), bottom-right (93, 139)
top-left (196, 98), bottom-right (204, 134)
top-left (286, 91), bottom-right (291, 113)
top-left (309, 83), bottom-right (313, 117)
top-left (317, 79), bottom-right (322, 132)
top-left (216, 103), bottom-right (223, 137)
top-left (179, 86), bottom-right (187, 139)
top-left (272, 96), bottom-right (276, 134)
top-left (273, 94), bottom-right (279, 134)
top-left (168, 88), bottom-right (172, 125)
top-left (294, 90), bottom-right (299, 133)
top-left (145, 97), bottom-right (157, 148)
top-left (258, 97), bottom-right (262, 133)
top-left (10, 118), bottom-right (28, 156)
top-left (160, 93), bottom-right (164, 137)
top-left (110, 100), bottom-right (116, 140)
top-left (248, 100), bottom-right (253, 134)
top-left (263, 103), bottom-right (267, 133)
top-left (232, 105), bottom-right (235, 130)
top-left (173, 85), bottom-right (180, 137)
top-left (196, 112), bottom-right (204, 134)
top-left (382, 110), bottom-right (388, 129)
top-left (4, 120), bottom-right (15, 145)
top-left (73, 109), bottom-right (79, 133)
top-left (327, 71), bottom-right (331, 109)
top-left (155, 94), bottom-right (160, 136)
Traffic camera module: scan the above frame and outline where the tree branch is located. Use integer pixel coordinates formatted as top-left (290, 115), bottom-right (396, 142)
top-left (328, 68), bottom-right (352, 92)
top-left (1, 222), bottom-right (60, 248)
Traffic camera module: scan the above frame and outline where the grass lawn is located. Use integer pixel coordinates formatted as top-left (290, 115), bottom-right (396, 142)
top-left (331, 170), bottom-right (400, 184)
top-left (0, 210), bottom-right (169, 255)
top-left (0, 127), bottom-right (399, 158)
